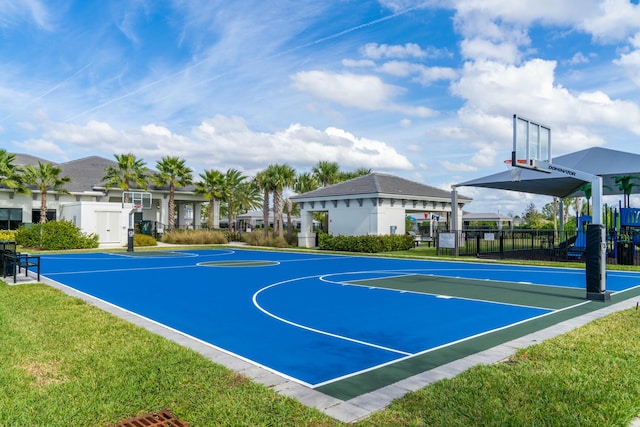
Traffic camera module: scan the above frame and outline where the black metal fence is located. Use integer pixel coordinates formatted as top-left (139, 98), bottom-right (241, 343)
top-left (436, 229), bottom-right (640, 266)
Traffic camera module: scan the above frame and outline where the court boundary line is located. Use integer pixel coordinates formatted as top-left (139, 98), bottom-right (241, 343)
top-left (311, 297), bottom-right (592, 388)
top-left (318, 270), bottom-right (582, 311)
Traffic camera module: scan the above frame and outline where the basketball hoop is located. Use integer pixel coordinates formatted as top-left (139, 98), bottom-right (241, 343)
top-left (135, 204), bottom-right (142, 213)
top-left (504, 160), bottom-right (522, 182)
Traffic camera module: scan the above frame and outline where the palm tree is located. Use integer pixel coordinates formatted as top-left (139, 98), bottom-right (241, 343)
top-left (614, 175), bottom-right (640, 208)
top-left (293, 172), bottom-right (319, 195)
top-left (0, 149), bottom-right (26, 193)
top-left (220, 169), bottom-right (247, 233)
top-left (153, 156), bottom-right (193, 231)
top-left (254, 170), bottom-right (274, 238)
top-left (340, 167), bottom-right (372, 181)
top-left (235, 180), bottom-right (262, 214)
top-left (22, 161), bottom-right (71, 223)
top-left (312, 161), bottom-right (340, 187)
top-left (103, 153), bottom-right (149, 194)
top-left (195, 169), bottom-right (224, 229)
top-left (268, 164), bottom-right (296, 238)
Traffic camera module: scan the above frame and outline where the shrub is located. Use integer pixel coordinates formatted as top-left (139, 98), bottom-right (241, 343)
top-left (319, 233), bottom-right (414, 253)
top-left (15, 220), bottom-right (99, 250)
top-left (0, 230), bottom-right (16, 241)
top-left (161, 229), bottom-right (228, 245)
top-left (134, 233), bottom-right (157, 247)
top-left (242, 230), bottom-right (291, 248)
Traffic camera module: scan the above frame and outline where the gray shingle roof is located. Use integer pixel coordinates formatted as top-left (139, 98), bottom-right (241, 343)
top-left (291, 173), bottom-right (471, 201)
top-left (57, 156), bottom-right (118, 192)
top-left (13, 153), bottom-right (54, 167)
top-left (9, 153), bottom-right (198, 194)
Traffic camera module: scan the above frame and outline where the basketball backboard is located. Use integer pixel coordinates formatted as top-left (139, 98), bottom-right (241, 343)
top-left (122, 191), bottom-right (152, 209)
top-left (512, 114), bottom-right (551, 171)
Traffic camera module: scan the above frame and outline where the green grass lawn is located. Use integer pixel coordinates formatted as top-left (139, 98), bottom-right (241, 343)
top-left (2, 269), bottom-right (640, 426)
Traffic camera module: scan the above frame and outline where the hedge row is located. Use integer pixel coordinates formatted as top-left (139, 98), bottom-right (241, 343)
top-left (318, 233), bottom-right (414, 253)
top-left (15, 220), bottom-right (99, 250)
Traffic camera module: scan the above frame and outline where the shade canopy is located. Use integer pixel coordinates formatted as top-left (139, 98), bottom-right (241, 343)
top-left (457, 147), bottom-right (640, 198)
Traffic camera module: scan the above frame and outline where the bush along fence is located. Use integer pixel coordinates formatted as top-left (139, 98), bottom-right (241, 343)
top-left (318, 233), bottom-right (415, 253)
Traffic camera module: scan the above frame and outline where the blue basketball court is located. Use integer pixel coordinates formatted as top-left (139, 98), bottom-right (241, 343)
top-left (38, 248), bottom-right (640, 398)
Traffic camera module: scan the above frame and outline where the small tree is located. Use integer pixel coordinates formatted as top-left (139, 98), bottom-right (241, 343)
top-left (103, 153), bottom-right (149, 193)
top-left (195, 169), bottom-right (224, 229)
top-left (0, 149), bottom-right (26, 193)
top-left (614, 175), bottom-right (640, 208)
top-left (22, 162), bottom-right (71, 223)
top-left (153, 156), bottom-right (193, 232)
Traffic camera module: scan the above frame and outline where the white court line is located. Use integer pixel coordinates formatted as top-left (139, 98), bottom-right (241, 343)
top-left (252, 276), bottom-right (413, 357)
top-left (317, 270), bottom-right (588, 311)
top-left (45, 264), bottom-right (200, 276)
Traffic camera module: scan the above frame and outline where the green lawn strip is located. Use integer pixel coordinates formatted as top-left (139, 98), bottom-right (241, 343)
top-left (358, 307), bottom-right (640, 427)
top-left (0, 283), bottom-right (338, 427)
top-left (351, 274), bottom-right (585, 309)
top-left (317, 285), bottom-right (640, 401)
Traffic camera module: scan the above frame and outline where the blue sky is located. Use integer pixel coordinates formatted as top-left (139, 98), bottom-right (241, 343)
top-left (2, 0), bottom-right (640, 215)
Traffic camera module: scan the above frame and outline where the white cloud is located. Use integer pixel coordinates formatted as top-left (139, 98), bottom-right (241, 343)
top-left (470, 146), bottom-right (497, 168)
top-left (0, 0), bottom-right (51, 29)
top-left (361, 42), bottom-right (447, 59)
top-left (614, 34), bottom-right (640, 86)
top-left (568, 52), bottom-right (590, 65)
top-left (342, 59), bottom-right (376, 68)
top-left (290, 70), bottom-right (437, 116)
top-left (13, 138), bottom-right (65, 158)
top-left (191, 116), bottom-right (414, 171)
top-left (290, 70), bottom-right (402, 110)
top-left (451, 57), bottom-right (640, 154)
top-left (459, 38), bottom-right (522, 63)
top-left (377, 61), bottom-right (458, 84)
top-left (580, 0), bottom-right (640, 42)
top-left (440, 160), bottom-right (478, 172)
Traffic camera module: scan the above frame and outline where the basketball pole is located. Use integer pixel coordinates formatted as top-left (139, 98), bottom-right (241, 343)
top-left (532, 160), bottom-right (609, 301)
top-left (127, 207), bottom-right (135, 252)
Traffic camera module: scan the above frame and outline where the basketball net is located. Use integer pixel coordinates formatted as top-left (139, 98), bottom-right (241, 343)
top-left (135, 204), bottom-right (142, 213)
top-left (504, 160), bottom-right (522, 182)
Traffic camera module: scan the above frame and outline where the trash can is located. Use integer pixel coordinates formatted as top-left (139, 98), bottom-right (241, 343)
top-left (617, 241), bottom-right (635, 265)
top-left (140, 220), bottom-right (152, 236)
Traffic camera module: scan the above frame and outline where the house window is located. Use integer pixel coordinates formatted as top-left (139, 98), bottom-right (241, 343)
top-left (32, 209), bottom-right (56, 224)
top-left (0, 208), bottom-right (23, 230)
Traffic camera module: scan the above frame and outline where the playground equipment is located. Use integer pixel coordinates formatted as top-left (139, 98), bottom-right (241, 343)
top-left (567, 215), bottom-right (591, 259)
top-left (613, 206), bottom-right (640, 265)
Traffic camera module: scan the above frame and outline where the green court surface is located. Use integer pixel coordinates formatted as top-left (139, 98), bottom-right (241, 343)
top-left (351, 274), bottom-right (586, 309)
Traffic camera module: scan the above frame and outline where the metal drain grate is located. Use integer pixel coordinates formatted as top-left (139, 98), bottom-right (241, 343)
top-left (107, 409), bottom-right (189, 427)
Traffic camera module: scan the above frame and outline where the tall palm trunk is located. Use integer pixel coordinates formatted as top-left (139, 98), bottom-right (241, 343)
top-left (168, 183), bottom-right (176, 231)
top-left (273, 189), bottom-right (283, 238)
top-left (227, 196), bottom-right (235, 233)
top-left (208, 198), bottom-right (216, 229)
top-left (286, 199), bottom-right (292, 241)
top-left (262, 188), bottom-right (269, 238)
top-left (40, 191), bottom-right (48, 223)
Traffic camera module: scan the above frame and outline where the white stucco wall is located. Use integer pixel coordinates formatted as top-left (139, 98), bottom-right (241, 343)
top-left (327, 200), bottom-right (407, 236)
top-left (59, 202), bottom-right (130, 246)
